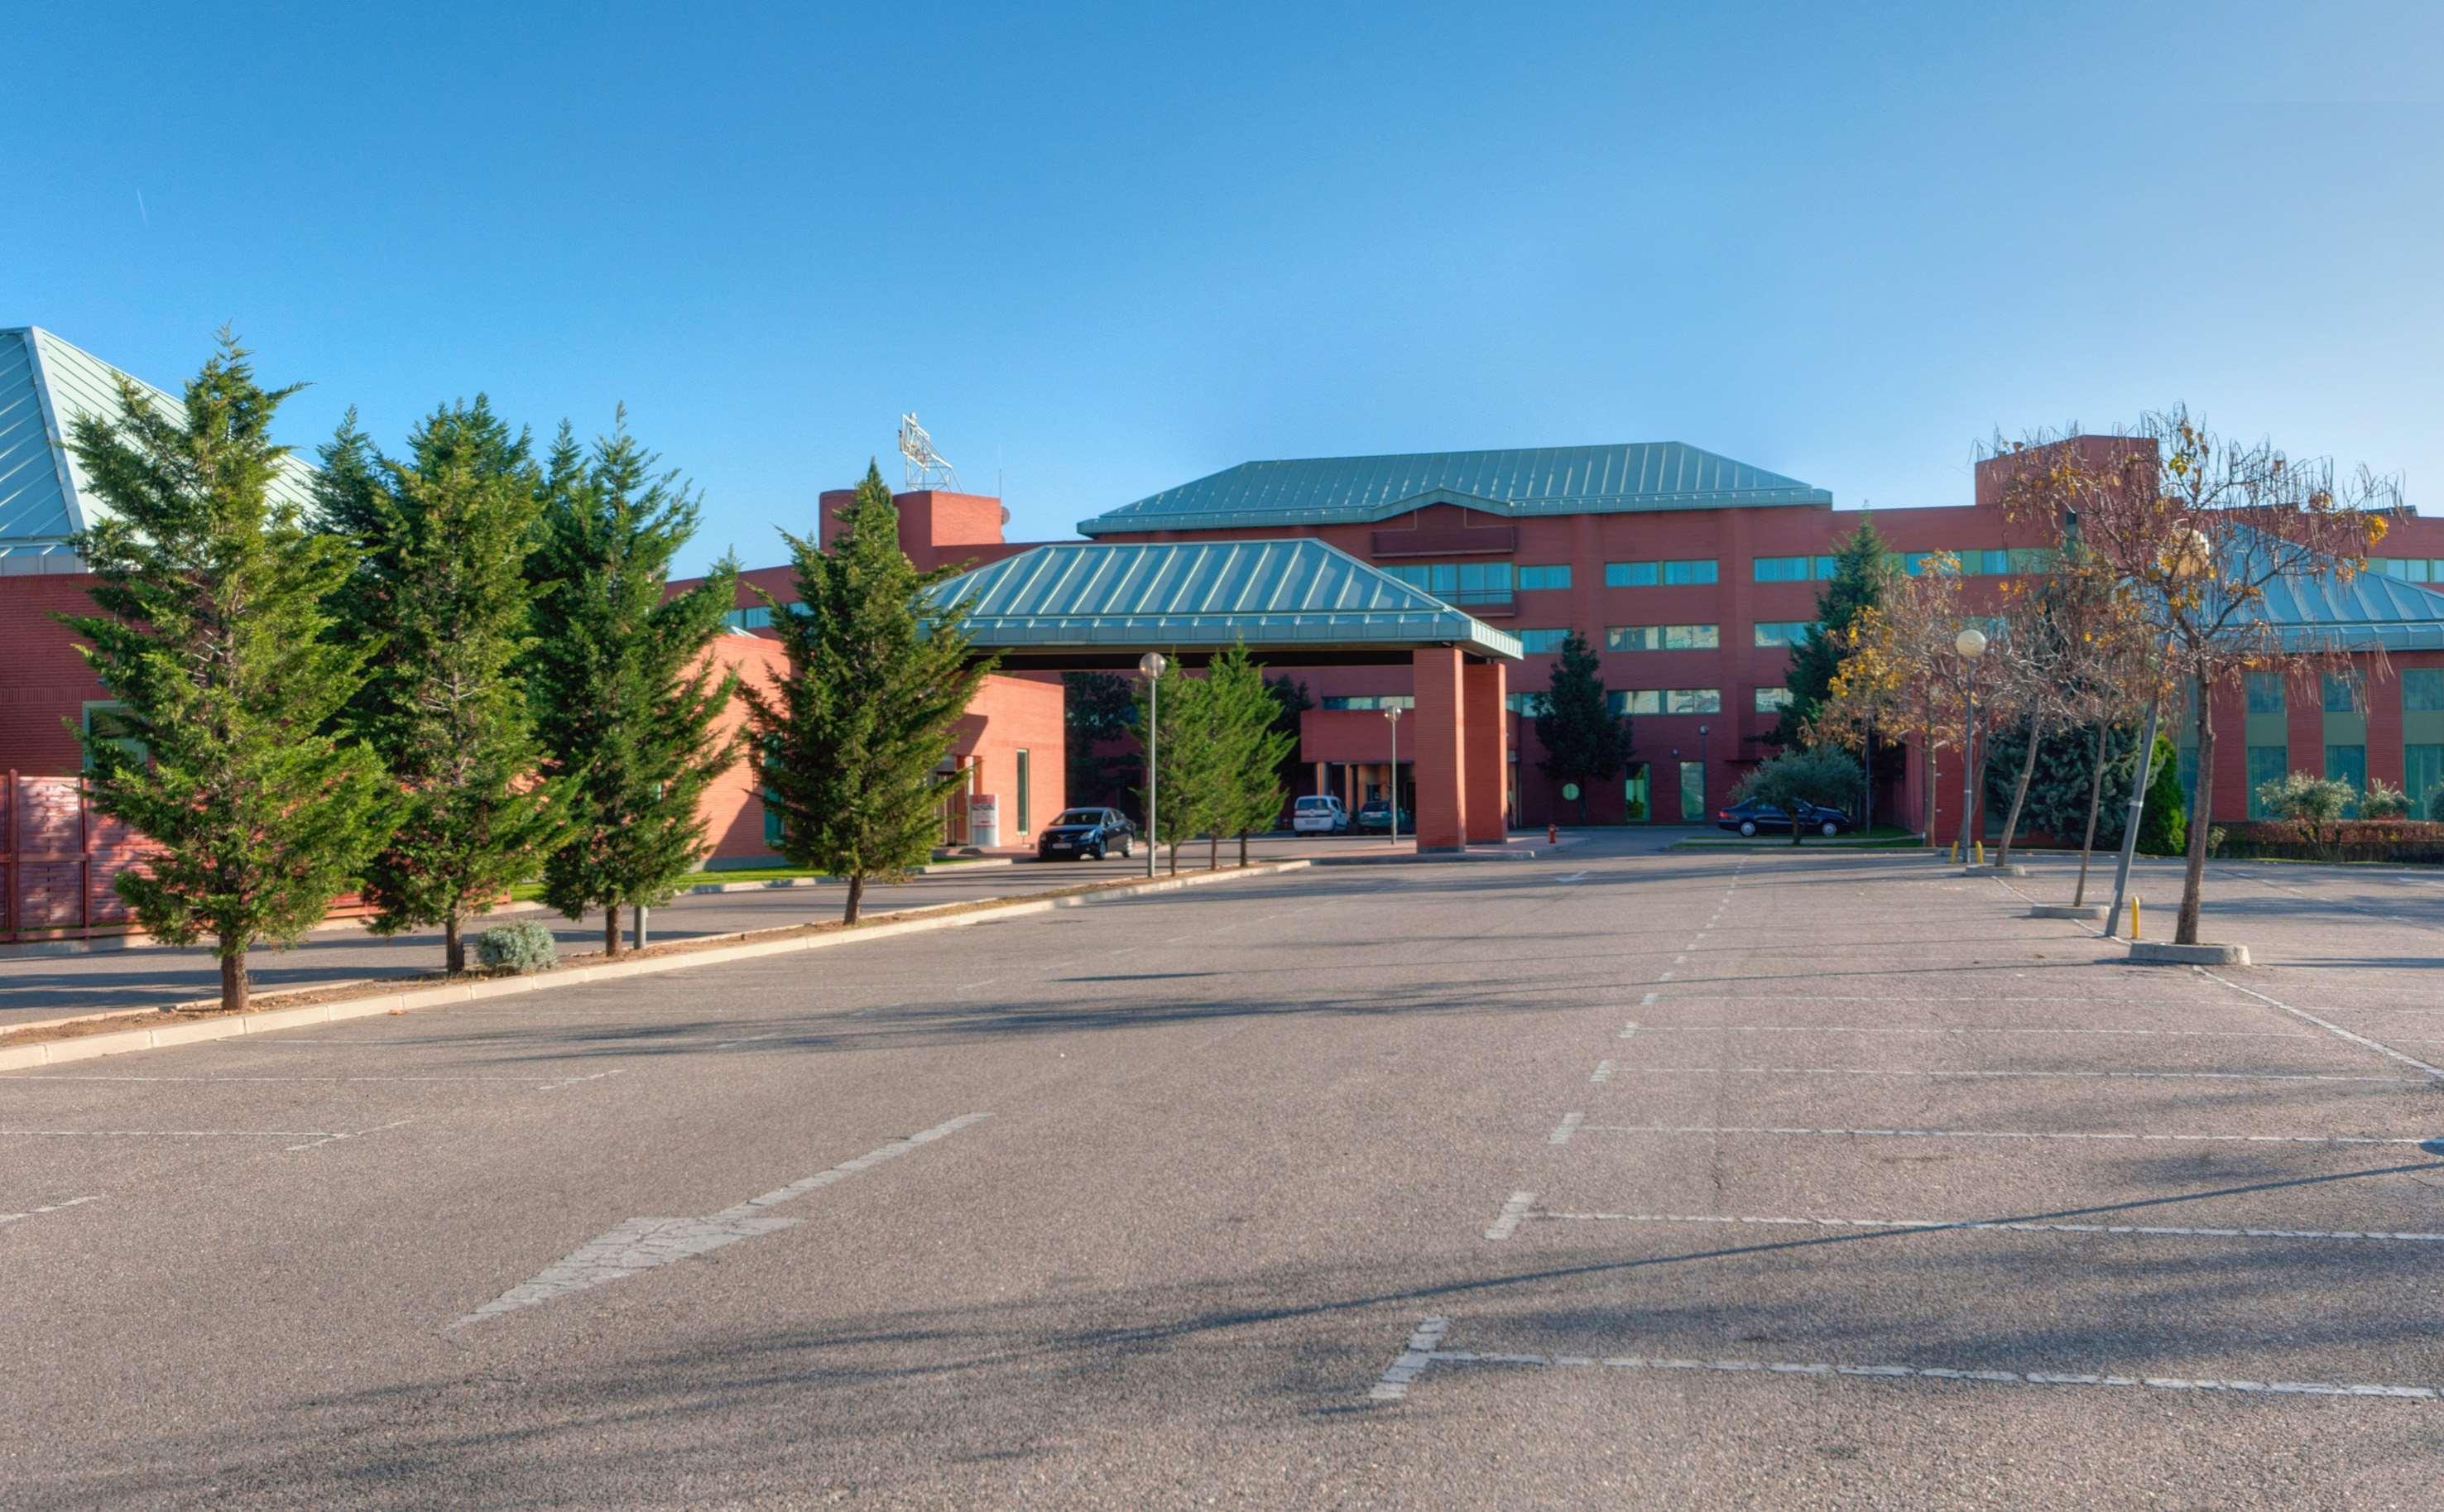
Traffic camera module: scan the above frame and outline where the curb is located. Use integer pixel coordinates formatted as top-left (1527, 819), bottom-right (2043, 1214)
top-left (0, 860), bottom-right (1312, 1072)
top-left (2128, 941), bottom-right (2252, 967)
top-left (2028, 904), bottom-right (2108, 920)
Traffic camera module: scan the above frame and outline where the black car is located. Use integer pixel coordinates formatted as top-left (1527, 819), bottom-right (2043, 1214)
top-left (1717, 798), bottom-right (1853, 838)
top-left (1352, 799), bottom-right (1413, 834)
top-left (1036, 808), bottom-right (1137, 861)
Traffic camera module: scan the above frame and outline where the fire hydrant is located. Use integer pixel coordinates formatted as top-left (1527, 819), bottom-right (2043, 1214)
top-left (1547, 821), bottom-right (1558, 845)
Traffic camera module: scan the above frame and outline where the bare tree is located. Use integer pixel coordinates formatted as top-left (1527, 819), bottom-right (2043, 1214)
top-left (1990, 415), bottom-right (2395, 944)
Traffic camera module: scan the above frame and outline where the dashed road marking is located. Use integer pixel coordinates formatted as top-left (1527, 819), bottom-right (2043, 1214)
top-left (4, 1072), bottom-right (621, 1088)
top-left (1615, 1066), bottom-right (2417, 1085)
top-left (1616, 1022), bottom-right (1640, 1042)
top-left (1527, 1210), bottom-right (2444, 1244)
top-left (1590, 1059), bottom-right (1616, 1083)
top-left (1577, 1123), bottom-right (2436, 1147)
top-left (286, 1118), bottom-right (417, 1153)
top-left (0, 1194), bottom-right (100, 1227)
top-left (1548, 1112), bottom-right (1585, 1145)
top-left (1633, 1025), bottom-right (2312, 1039)
top-left (536, 1070), bottom-right (625, 1092)
top-left (1484, 1192), bottom-right (1537, 1241)
top-left (1640, 992), bottom-right (1660, 1006)
top-left (1369, 1316), bottom-right (1450, 1401)
top-left (1556, 871), bottom-right (1589, 884)
top-left (711, 1033), bottom-right (782, 1049)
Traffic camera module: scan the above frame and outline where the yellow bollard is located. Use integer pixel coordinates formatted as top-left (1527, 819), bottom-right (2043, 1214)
top-left (1974, 841), bottom-right (1985, 866)
top-left (2130, 897), bottom-right (2141, 940)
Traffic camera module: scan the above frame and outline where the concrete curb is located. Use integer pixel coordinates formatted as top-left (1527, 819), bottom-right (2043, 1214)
top-left (2128, 940), bottom-right (2252, 966)
top-left (1961, 864), bottom-right (2030, 878)
top-left (681, 857), bottom-right (1015, 895)
top-left (0, 860), bottom-right (1312, 1072)
top-left (2029, 904), bottom-right (2108, 920)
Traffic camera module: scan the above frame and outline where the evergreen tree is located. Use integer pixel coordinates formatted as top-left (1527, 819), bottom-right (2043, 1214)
top-left (1133, 656), bottom-right (1219, 875)
top-left (742, 463), bottom-right (995, 924)
top-left (1774, 517), bottom-right (1897, 748)
top-left (1534, 631), bottom-right (1631, 822)
top-left (1208, 645), bottom-right (1299, 866)
top-left (2136, 733), bottom-right (2187, 857)
top-left (314, 399), bottom-right (573, 972)
top-left (528, 414), bottom-right (738, 954)
top-left (1062, 671), bottom-right (1140, 813)
top-left (58, 334), bottom-right (394, 1012)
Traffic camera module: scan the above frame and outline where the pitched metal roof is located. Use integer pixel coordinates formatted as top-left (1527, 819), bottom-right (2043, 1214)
top-left (2222, 530), bottom-right (2444, 651)
top-left (929, 538), bottom-right (1523, 660)
top-left (1077, 442), bottom-right (1832, 536)
top-left (0, 326), bottom-right (318, 564)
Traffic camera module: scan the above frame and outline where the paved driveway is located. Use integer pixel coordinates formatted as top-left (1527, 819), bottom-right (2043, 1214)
top-left (3, 833), bottom-right (2441, 1508)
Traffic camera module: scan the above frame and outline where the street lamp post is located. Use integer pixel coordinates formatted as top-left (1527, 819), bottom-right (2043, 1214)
top-left (2105, 526), bottom-right (2209, 936)
top-left (1955, 626), bottom-right (1987, 862)
top-left (1139, 651), bottom-right (1166, 877)
top-left (1385, 704), bottom-right (1404, 848)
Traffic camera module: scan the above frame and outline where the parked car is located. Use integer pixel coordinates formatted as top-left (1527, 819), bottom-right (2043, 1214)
top-left (1292, 795), bottom-right (1352, 834)
top-left (1717, 798), bottom-right (1853, 838)
top-left (1353, 799), bottom-right (1413, 834)
top-left (1036, 808), bottom-right (1137, 861)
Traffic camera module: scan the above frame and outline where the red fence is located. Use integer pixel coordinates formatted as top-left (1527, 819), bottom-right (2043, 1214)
top-left (2, 771), bottom-right (153, 942)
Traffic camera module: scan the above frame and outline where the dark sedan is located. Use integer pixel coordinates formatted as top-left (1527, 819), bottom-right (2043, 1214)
top-left (1035, 808), bottom-right (1137, 861)
top-left (1717, 798), bottom-right (1854, 838)
top-left (1353, 799), bottom-right (1413, 834)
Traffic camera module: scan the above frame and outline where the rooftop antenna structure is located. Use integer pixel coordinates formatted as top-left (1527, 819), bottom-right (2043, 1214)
top-left (897, 412), bottom-right (958, 492)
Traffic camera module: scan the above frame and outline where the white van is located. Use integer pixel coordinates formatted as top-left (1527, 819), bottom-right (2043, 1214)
top-left (1292, 794), bottom-right (1351, 834)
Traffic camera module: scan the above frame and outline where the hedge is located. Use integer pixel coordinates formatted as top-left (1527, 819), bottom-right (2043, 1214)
top-left (2215, 819), bottom-right (2444, 865)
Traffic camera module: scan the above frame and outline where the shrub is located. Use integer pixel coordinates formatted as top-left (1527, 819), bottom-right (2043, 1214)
top-left (2218, 819), bottom-right (2444, 864)
top-left (475, 919), bottom-right (559, 974)
top-left (2254, 770), bottom-right (2358, 854)
top-left (2134, 735), bottom-right (2186, 857)
top-left (1729, 746), bottom-right (1865, 843)
top-left (2360, 779), bottom-right (2413, 819)
top-left (2432, 786), bottom-right (2444, 823)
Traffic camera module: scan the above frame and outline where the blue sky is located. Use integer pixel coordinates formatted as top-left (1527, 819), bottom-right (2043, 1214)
top-left (9, 2), bottom-right (2439, 573)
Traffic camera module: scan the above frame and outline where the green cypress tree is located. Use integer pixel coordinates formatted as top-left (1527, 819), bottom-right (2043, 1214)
top-left (1534, 631), bottom-right (1631, 822)
top-left (1775, 517), bottom-right (1897, 748)
top-left (314, 399), bottom-right (574, 972)
top-left (58, 334), bottom-right (395, 1012)
top-left (1133, 656), bottom-right (1217, 874)
top-left (742, 463), bottom-right (995, 924)
top-left (2135, 734), bottom-right (2187, 857)
top-left (1208, 644), bottom-right (1299, 866)
top-left (528, 413), bottom-right (738, 955)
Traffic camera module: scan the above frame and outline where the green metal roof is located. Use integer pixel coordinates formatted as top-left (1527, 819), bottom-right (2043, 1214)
top-left (0, 325), bottom-right (318, 564)
top-left (1078, 442), bottom-right (1832, 536)
top-left (2212, 526), bottom-right (2444, 651)
top-left (929, 538), bottom-right (1523, 660)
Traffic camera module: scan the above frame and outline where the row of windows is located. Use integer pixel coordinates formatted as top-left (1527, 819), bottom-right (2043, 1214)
top-left (1508, 687), bottom-right (1791, 716)
top-left (1516, 621), bottom-right (1822, 652)
top-left (1381, 561), bottom-right (1515, 605)
top-left (1605, 559), bottom-right (1718, 587)
top-left (2370, 557), bottom-right (2444, 583)
top-left (1320, 694), bottom-right (1414, 711)
top-left (2240, 669), bottom-right (2444, 715)
top-left (1385, 550), bottom-right (2062, 607)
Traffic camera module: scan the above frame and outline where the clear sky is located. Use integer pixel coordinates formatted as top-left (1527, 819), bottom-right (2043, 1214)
top-left (9, 2), bottom-right (2439, 573)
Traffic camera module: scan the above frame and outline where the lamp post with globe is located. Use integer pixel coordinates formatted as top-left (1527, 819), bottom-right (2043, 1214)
top-left (1138, 652), bottom-right (1166, 877)
top-left (1954, 626), bottom-right (1988, 860)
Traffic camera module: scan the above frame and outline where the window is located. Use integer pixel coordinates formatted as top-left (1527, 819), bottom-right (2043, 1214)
top-left (1517, 564), bottom-right (1572, 591)
top-left (2245, 673), bottom-right (2285, 715)
top-left (2326, 744), bottom-right (2367, 812)
top-left (81, 703), bottom-right (147, 770)
top-left (1903, 552), bottom-right (1942, 577)
top-left (2406, 669), bottom-right (2444, 712)
top-left (1606, 624), bottom-right (1717, 650)
top-left (1506, 692), bottom-right (1548, 716)
top-left (2322, 673), bottom-right (2364, 714)
top-left (2408, 744), bottom-right (2444, 814)
top-left (1610, 690), bottom-right (1656, 715)
top-left (1383, 560), bottom-right (1514, 606)
top-left (1753, 621), bottom-right (1817, 647)
top-left (1016, 749), bottom-right (1032, 834)
top-left (1624, 762), bottom-right (1650, 820)
top-left (1813, 555), bottom-right (1837, 580)
top-left (1752, 555), bottom-right (1810, 583)
top-left (1755, 687), bottom-right (1793, 712)
top-left (2007, 548), bottom-right (2061, 574)
top-left (1605, 559), bottom-right (1715, 586)
top-left (2245, 745), bottom-right (2288, 818)
top-left (1517, 628), bottom-right (1570, 654)
top-left (1667, 689), bottom-right (1721, 713)
top-left (1322, 694), bottom-right (1414, 711)
top-left (2370, 557), bottom-right (2444, 583)
top-left (1678, 761), bottom-right (1707, 821)
top-left (723, 604), bottom-right (775, 631)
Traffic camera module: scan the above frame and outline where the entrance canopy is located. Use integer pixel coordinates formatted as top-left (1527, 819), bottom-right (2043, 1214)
top-left (927, 538), bottom-right (1522, 670)
top-left (927, 539), bottom-right (1519, 850)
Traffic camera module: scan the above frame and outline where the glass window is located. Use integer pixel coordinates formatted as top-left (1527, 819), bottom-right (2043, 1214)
top-left (1383, 561), bottom-right (1514, 606)
top-left (1506, 692), bottom-right (1548, 716)
top-left (2405, 669), bottom-right (2444, 712)
top-left (1661, 624), bottom-right (1717, 650)
top-left (1752, 555), bottom-right (1809, 583)
top-left (1517, 564), bottom-right (1571, 591)
top-left (1903, 552), bottom-right (1939, 576)
top-left (1753, 621), bottom-right (1817, 647)
top-left (80, 702), bottom-right (147, 770)
top-left (1665, 689), bottom-right (1721, 714)
top-left (1679, 761), bottom-right (1707, 821)
top-left (1624, 762), bottom-right (1650, 821)
top-left (2326, 744), bottom-right (2367, 812)
top-left (1517, 628), bottom-right (1570, 654)
top-left (2323, 673), bottom-right (2363, 714)
top-left (2178, 746), bottom-right (2201, 809)
top-left (1755, 687), bottom-right (1793, 712)
top-left (2007, 547), bottom-right (2061, 574)
top-left (724, 604), bottom-right (776, 631)
top-left (1605, 623), bottom-right (1717, 650)
top-left (1607, 626), bottom-right (1657, 650)
top-left (1016, 749), bottom-right (1031, 833)
top-left (2245, 745), bottom-right (2288, 818)
top-left (1321, 694), bottom-right (1416, 711)
top-left (2373, 556), bottom-right (2435, 583)
top-left (1812, 555), bottom-right (1838, 579)
top-left (1611, 690), bottom-right (1662, 715)
top-left (2407, 744), bottom-right (2444, 816)
top-left (1661, 559), bottom-right (1718, 585)
top-left (1604, 560), bottom-right (1659, 588)
top-left (2245, 673), bottom-right (2285, 714)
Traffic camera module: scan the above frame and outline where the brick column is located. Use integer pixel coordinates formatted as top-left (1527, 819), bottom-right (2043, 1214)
top-left (1462, 660), bottom-right (1509, 842)
top-left (1411, 647), bottom-right (1469, 851)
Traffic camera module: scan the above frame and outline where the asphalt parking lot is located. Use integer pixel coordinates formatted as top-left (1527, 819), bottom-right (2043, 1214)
top-left (5, 833), bottom-right (2442, 1509)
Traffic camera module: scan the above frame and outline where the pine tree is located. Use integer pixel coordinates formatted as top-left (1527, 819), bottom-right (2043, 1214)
top-left (742, 463), bottom-right (995, 924)
top-left (315, 399), bottom-right (574, 972)
top-left (1133, 656), bottom-right (1217, 875)
top-left (1534, 631), bottom-right (1631, 822)
top-left (1775, 517), bottom-right (1897, 748)
top-left (528, 414), bottom-right (738, 955)
top-left (1208, 645), bottom-right (1299, 866)
top-left (58, 334), bottom-right (395, 1012)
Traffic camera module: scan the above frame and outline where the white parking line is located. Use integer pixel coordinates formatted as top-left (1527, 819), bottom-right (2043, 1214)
top-left (1590, 1060), bottom-right (1616, 1083)
top-left (2, 1073), bottom-right (610, 1087)
top-left (1634, 1025), bottom-right (2312, 1039)
top-left (1609, 1066), bottom-right (2417, 1085)
top-left (1577, 1124), bottom-right (2434, 1147)
top-left (1483, 1192), bottom-right (1536, 1241)
top-left (2201, 969), bottom-right (2444, 1082)
top-left (1524, 1210), bottom-right (2444, 1244)
top-left (0, 1194), bottom-right (101, 1227)
top-left (1549, 1112), bottom-right (1585, 1145)
top-left (286, 1118), bottom-right (416, 1153)
top-left (1616, 1022), bottom-right (1640, 1041)
top-left (1369, 1316), bottom-right (1450, 1401)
